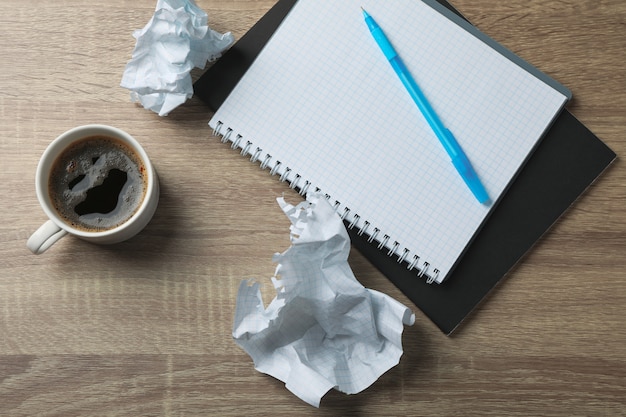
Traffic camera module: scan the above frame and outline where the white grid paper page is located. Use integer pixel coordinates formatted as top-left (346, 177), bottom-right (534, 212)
top-left (209, 0), bottom-right (568, 283)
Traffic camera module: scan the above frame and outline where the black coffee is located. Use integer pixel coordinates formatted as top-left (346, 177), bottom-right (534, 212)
top-left (48, 135), bottom-right (147, 232)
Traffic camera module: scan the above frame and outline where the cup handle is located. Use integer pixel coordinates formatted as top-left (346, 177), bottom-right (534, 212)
top-left (27, 220), bottom-right (68, 254)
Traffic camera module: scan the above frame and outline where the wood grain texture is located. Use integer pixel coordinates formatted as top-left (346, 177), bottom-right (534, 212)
top-left (1, 0), bottom-right (624, 415)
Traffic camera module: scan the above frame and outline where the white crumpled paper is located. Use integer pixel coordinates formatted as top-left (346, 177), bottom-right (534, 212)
top-left (232, 193), bottom-right (415, 407)
top-left (120, 0), bottom-right (234, 116)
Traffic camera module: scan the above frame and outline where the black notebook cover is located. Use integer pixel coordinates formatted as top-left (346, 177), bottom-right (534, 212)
top-left (194, 0), bottom-right (616, 334)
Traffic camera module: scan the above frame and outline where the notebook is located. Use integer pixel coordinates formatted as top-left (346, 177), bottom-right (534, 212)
top-left (195, 0), bottom-right (616, 333)
top-left (207, 0), bottom-right (571, 284)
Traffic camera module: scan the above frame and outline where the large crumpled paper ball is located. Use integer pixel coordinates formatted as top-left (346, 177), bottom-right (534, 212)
top-left (232, 193), bottom-right (415, 407)
top-left (121, 0), bottom-right (234, 116)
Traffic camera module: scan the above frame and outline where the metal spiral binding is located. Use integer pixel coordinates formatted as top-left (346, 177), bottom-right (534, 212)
top-left (231, 134), bottom-right (243, 150)
top-left (378, 234), bottom-right (390, 251)
top-left (241, 140), bottom-right (252, 156)
top-left (251, 147), bottom-right (262, 163)
top-left (299, 181), bottom-right (311, 196)
top-left (212, 120), bottom-right (440, 284)
top-left (290, 174), bottom-right (301, 190)
top-left (358, 221), bottom-right (370, 236)
top-left (279, 167), bottom-right (291, 182)
top-left (260, 154), bottom-right (272, 170)
top-left (348, 214), bottom-right (360, 229)
top-left (269, 161), bottom-right (281, 176)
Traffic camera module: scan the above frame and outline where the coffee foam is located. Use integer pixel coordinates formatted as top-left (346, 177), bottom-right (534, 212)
top-left (48, 135), bottom-right (147, 232)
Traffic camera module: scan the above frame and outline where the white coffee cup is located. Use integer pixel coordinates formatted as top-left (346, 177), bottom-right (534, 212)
top-left (27, 125), bottom-right (159, 254)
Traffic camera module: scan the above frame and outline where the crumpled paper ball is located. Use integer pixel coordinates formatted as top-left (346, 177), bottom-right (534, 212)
top-left (233, 193), bottom-right (415, 407)
top-left (120, 0), bottom-right (234, 116)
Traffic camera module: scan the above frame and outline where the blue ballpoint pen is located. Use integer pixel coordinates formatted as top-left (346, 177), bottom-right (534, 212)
top-left (362, 8), bottom-right (490, 205)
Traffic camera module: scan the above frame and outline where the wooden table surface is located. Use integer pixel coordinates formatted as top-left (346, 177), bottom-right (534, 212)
top-left (1, 1), bottom-right (624, 415)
